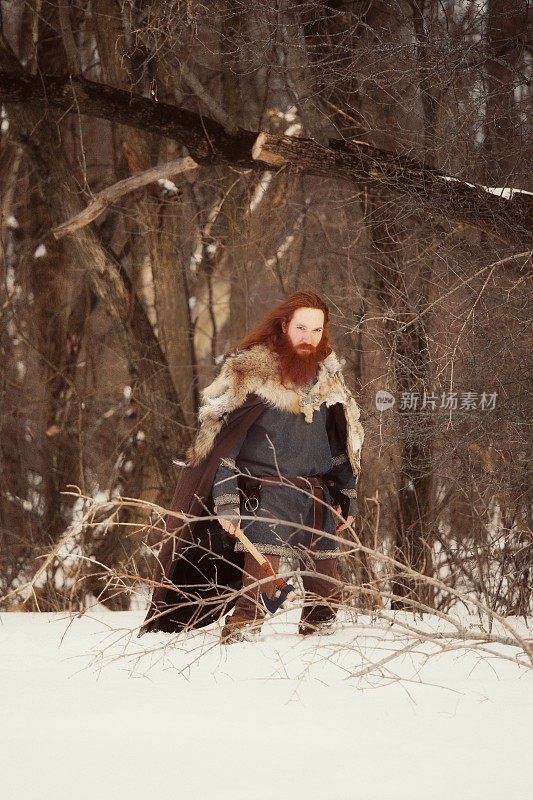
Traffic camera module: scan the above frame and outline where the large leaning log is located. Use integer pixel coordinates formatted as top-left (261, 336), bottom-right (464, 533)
top-left (0, 69), bottom-right (532, 246)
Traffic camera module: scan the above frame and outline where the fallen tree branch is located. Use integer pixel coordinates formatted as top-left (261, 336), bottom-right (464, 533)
top-left (52, 156), bottom-right (198, 239)
top-left (44, 490), bottom-right (532, 662)
top-left (0, 69), bottom-right (532, 245)
top-left (252, 132), bottom-right (533, 247)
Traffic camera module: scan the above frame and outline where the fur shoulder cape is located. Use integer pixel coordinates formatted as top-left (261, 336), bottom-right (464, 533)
top-left (187, 345), bottom-right (364, 474)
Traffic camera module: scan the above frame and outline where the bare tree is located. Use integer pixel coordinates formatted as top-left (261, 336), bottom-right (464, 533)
top-left (0, 0), bottom-right (531, 616)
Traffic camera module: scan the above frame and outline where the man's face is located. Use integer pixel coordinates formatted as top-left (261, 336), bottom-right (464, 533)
top-left (283, 307), bottom-right (325, 353)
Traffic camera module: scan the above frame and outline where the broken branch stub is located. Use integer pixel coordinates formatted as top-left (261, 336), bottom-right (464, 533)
top-left (52, 156), bottom-right (198, 239)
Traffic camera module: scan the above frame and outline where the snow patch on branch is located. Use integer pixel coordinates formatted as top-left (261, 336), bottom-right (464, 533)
top-left (441, 175), bottom-right (533, 200)
top-left (33, 244), bottom-right (47, 258)
top-left (158, 177), bottom-right (180, 195)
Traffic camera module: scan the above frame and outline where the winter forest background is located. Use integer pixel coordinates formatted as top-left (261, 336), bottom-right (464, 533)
top-left (0, 0), bottom-right (531, 620)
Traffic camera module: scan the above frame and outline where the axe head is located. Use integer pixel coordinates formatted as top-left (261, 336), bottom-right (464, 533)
top-left (260, 583), bottom-right (296, 614)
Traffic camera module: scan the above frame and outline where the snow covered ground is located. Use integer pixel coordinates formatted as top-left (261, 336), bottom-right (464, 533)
top-left (1, 608), bottom-right (532, 800)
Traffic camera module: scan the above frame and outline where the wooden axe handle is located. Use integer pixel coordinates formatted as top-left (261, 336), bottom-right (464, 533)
top-left (233, 527), bottom-right (269, 568)
top-left (233, 527), bottom-right (296, 600)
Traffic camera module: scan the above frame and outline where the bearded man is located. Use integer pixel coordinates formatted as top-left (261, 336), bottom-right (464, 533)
top-left (140, 291), bottom-right (364, 643)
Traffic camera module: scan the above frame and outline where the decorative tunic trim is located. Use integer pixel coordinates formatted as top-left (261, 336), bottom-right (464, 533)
top-left (331, 452), bottom-right (349, 466)
top-left (214, 493), bottom-right (240, 508)
top-left (234, 541), bottom-right (344, 559)
top-left (340, 488), bottom-right (358, 498)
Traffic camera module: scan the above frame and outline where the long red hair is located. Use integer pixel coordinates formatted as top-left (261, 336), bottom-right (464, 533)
top-left (237, 290), bottom-right (332, 356)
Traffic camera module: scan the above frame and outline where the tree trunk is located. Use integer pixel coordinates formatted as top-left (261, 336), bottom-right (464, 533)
top-left (0, 40), bottom-right (188, 491)
top-left (484, 0), bottom-right (528, 185)
top-left (370, 202), bottom-right (435, 609)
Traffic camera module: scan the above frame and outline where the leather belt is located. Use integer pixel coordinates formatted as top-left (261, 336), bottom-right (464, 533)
top-left (238, 474), bottom-right (325, 551)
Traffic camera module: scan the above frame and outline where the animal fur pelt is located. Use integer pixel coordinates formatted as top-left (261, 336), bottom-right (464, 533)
top-left (187, 345), bottom-right (364, 474)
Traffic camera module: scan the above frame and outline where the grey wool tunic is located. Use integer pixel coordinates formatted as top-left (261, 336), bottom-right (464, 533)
top-left (212, 402), bottom-right (358, 559)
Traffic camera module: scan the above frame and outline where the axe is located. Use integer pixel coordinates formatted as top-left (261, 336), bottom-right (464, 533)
top-left (232, 526), bottom-right (297, 613)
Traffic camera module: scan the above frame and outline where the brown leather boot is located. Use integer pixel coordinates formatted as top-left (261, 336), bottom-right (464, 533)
top-left (298, 605), bottom-right (336, 636)
top-left (220, 614), bottom-right (263, 644)
top-left (299, 556), bottom-right (340, 636)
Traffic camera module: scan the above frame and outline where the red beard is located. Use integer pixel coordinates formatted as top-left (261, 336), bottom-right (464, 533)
top-left (275, 334), bottom-right (327, 387)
